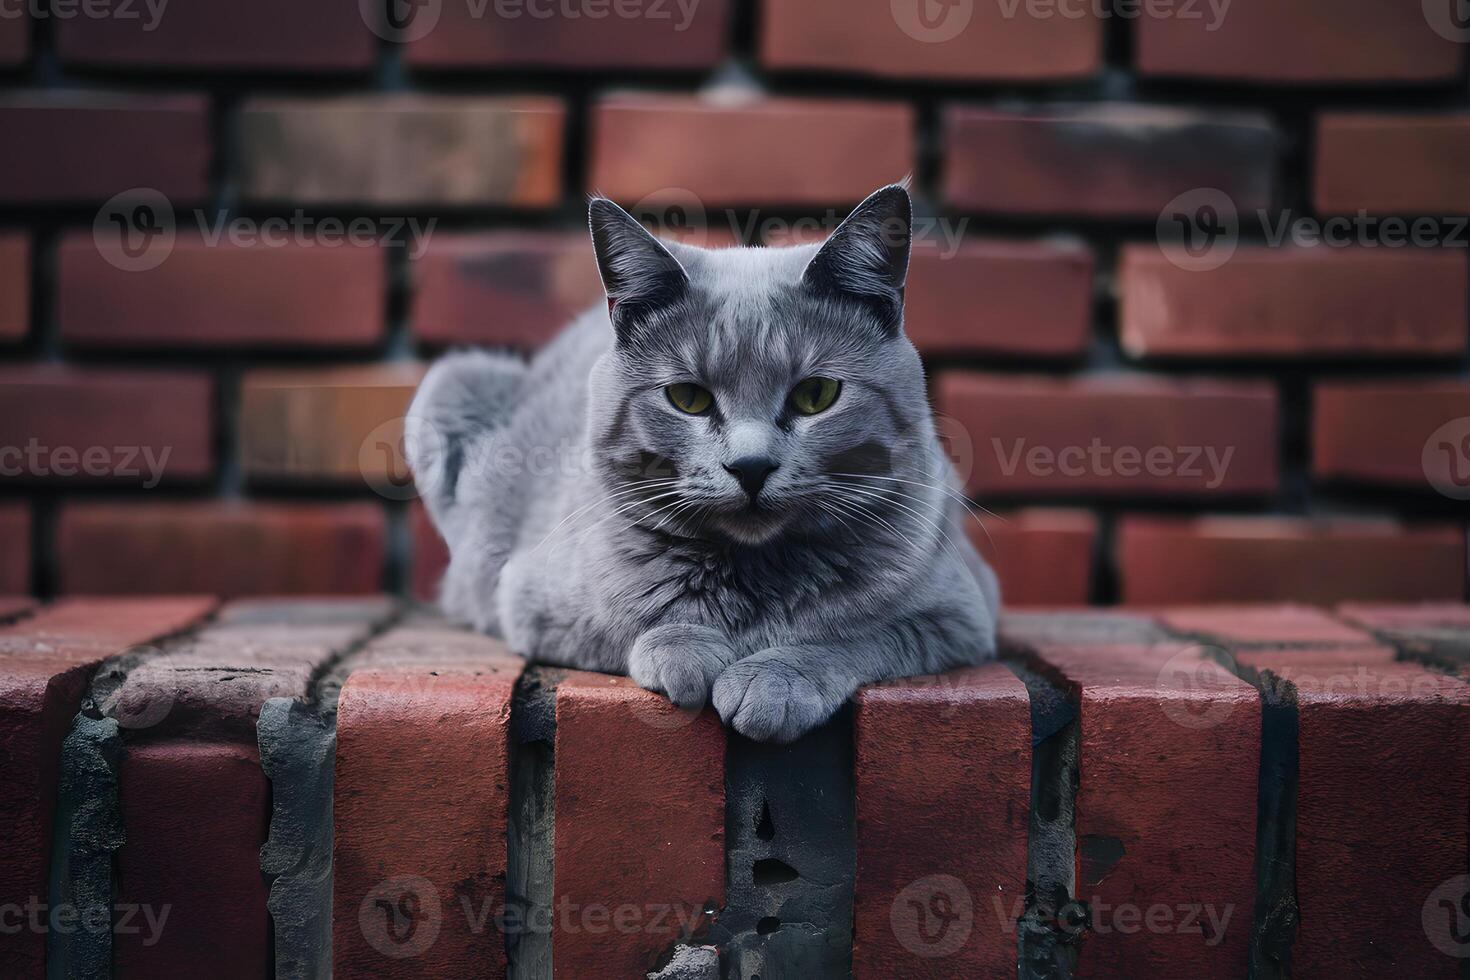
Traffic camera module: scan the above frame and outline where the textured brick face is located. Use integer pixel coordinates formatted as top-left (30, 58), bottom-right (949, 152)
top-left (0, 503), bottom-right (28, 595)
top-left (1315, 113), bottom-right (1470, 216)
top-left (0, 233), bottom-right (28, 342)
top-left (1314, 379), bottom-right (1470, 487)
top-left (968, 509), bottom-right (1097, 607)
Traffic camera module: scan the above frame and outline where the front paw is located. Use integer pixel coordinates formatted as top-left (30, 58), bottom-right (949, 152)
top-left (628, 624), bottom-right (736, 710)
top-left (712, 650), bottom-right (833, 744)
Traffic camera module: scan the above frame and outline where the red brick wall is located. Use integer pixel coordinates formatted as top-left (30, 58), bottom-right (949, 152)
top-left (1, 3), bottom-right (1466, 608)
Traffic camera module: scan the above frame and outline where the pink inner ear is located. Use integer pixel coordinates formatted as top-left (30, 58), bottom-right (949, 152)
top-left (606, 297), bottom-right (617, 315)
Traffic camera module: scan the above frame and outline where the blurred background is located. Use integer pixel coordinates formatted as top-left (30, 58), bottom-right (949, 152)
top-left (1, 0), bottom-right (1467, 607)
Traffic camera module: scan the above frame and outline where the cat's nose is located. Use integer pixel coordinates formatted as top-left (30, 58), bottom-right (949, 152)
top-left (723, 457), bottom-right (779, 500)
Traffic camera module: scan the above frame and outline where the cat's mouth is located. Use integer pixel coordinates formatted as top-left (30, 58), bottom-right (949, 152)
top-left (706, 501), bottom-right (793, 546)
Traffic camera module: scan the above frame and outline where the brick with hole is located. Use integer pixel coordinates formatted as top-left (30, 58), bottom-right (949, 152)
top-left (0, 503), bottom-right (29, 596)
top-left (760, 0), bottom-right (1100, 81)
top-left (853, 663), bottom-right (1031, 976)
top-left (406, 0), bottom-right (728, 69)
top-left (0, 233), bottom-right (27, 343)
top-left (942, 105), bottom-right (1276, 218)
top-left (0, 597), bottom-right (216, 977)
top-left (967, 509), bottom-right (1097, 608)
top-left (239, 96), bottom-right (565, 207)
top-left (57, 231), bottom-right (385, 349)
top-left (904, 239), bottom-right (1094, 358)
top-left (0, 91), bottom-right (209, 203)
top-left (0, 365), bottom-right (212, 484)
top-left (934, 372), bottom-right (1277, 498)
top-left (554, 672), bottom-right (725, 977)
top-left (57, 0), bottom-right (374, 70)
top-left (1117, 516), bottom-right (1467, 605)
top-left (1119, 245), bottom-right (1468, 359)
top-left (1315, 113), bottom-right (1470, 216)
top-left (56, 501), bottom-right (384, 596)
top-left (1135, 0), bottom-right (1463, 83)
top-left (1313, 379), bottom-right (1470, 488)
top-left (239, 364), bottom-right (424, 485)
top-left (332, 625), bottom-right (523, 978)
top-left (589, 95), bottom-right (914, 208)
top-left (1010, 624), bottom-right (1260, 977)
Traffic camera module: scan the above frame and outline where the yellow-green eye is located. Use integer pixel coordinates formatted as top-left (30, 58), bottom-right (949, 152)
top-left (790, 377), bottom-right (841, 415)
top-left (666, 383), bottom-right (713, 415)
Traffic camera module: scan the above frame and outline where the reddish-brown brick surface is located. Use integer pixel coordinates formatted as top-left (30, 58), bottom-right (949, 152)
top-left (1013, 628), bottom-right (1260, 976)
top-left (0, 365), bottom-right (213, 484)
top-left (409, 501), bottom-right (449, 603)
top-left (333, 626), bottom-right (523, 978)
top-left (56, 501), bottom-right (384, 596)
top-left (1118, 517), bottom-right (1467, 605)
top-left (1158, 604), bottom-right (1379, 649)
top-left (1316, 113), bottom-right (1470, 216)
top-left (0, 9), bottom-right (27, 65)
top-left (1135, 0), bottom-right (1464, 83)
top-left (1337, 602), bottom-right (1470, 672)
top-left (554, 672), bottom-right (725, 978)
top-left (904, 240), bottom-right (1093, 358)
top-left (0, 597), bottom-right (215, 977)
top-left (0, 503), bottom-right (28, 596)
top-left (942, 105), bottom-right (1276, 218)
top-left (589, 95), bottom-right (914, 208)
top-left (0, 91), bottom-right (210, 203)
top-left (760, 0), bottom-right (1100, 80)
top-left (239, 364), bottom-right (424, 484)
top-left (57, 2), bottom-right (374, 70)
top-left (1119, 246), bottom-right (1468, 359)
top-left (412, 232), bottom-right (602, 349)
top-left (1314, 379), bottom-right (1470, 488)
top-left (935, 373), bottom-right (1277, 498)
top-left (406, 0), bottom-right (729, 69)
top-left (0, 233), bottom-right (27, 342)
top-left (0, 597), bottom-right (35, 622)
top-left (239, 96), bottom-right (565, 207)
top-left (57, 232), bottom-right (385, 348)
top-left (968, 509), bottom-right (1097, 607)
top-left (853, 663), bottom-right (1031, 975)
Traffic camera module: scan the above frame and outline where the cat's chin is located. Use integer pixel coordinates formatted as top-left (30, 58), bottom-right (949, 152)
top-left (706, 507), bottom-right (793, 547)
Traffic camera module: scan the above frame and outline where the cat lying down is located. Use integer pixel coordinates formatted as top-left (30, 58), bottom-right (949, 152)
top-left (407, 184), bottom-right (999, 743)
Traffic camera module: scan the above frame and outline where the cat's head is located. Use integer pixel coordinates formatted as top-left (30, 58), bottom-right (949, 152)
top-left (586, 184), bottom-right (934, 547)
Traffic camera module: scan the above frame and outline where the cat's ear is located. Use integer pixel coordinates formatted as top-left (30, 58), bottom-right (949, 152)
top-left (801, 184), bottom-right (912, 335)
top-left (588, 197), bottom-right (690, 345)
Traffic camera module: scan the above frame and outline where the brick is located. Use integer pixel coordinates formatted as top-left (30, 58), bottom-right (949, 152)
top-left (0, 234), bottom-right (27, 342)
top-left (0, 365), bottom-right (212, 484)
top-left (56, 501), bottom-right (385, 596)
top-left (943, 105), bottom-right (1276, 218)
top-left (554, 672), bottom-right (724, 977)
top-left (968, 509), bottom-right (1096, 607)
top-left (1118, 516), bottom-right (1467, 605)
top-left (409, 501), bottom-right (448, 603)
top-left (934, 372), bottom-right (1277, 498)
top-left (1158, 604), bottom-right (1379, 648)
top-left (0, 91), bottom-right (209, 204)
top-left (1313, 379), bottom-right (1470, 487)
top-left (589, 95), bottom-right (914, 208)
top-left (58, 1), bottom-right (374, 70)
top-left (1338, 602), bottom-right (1470, 672)
top-left (0, 8), bottom-right (27, 64)
top-left (1315, 113), bottom-right (1470, 216)
top-left (1014, 632), bottom-right (1259, 976)
top-left (0, 503), bottom-right (28, 595)
top-left (760, 0), bottom-right (1099, 80)
top-left (1136, 0), bottom-right (1463, 83)
top-left (240, 364), bottom-right (424, 484)
top-left (333, 627), bottom-right (523, 977)
top-left (853, 663), bottom-right (1030, 975)
top-left (406, 0), bottom-right (729, 69)
top-left (412, 232), bottom-right (602, 349)
top-left (0, 597), bottom-right (215, 977)
top-left (57, 231), bottom-right (384, 349)
top-left (240, 96), bottom-right (565, 207)
top-left (0, 597), bottom-right (35, 622)
top-left (1120, 245), bottom-right (1468, 359)
top-left (904, 239), bottom-right (1093, 358)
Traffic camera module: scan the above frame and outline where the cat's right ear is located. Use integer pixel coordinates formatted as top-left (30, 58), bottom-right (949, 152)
top-left (588, 197), bottom-right (689, 345)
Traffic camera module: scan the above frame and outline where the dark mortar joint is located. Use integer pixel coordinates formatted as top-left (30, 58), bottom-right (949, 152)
top-left (507, 666), bottom-right (563, 980)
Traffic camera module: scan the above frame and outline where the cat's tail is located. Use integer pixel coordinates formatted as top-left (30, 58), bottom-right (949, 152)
top-left (406, 349), bottom-right (526, 532)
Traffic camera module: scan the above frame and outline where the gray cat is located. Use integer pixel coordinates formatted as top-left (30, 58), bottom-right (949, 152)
top-left (407, 184), bottom-right (999, 743)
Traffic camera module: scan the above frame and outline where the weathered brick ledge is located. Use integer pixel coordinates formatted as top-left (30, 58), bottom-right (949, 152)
top-left (1, 597), bottom-right (1468, 978)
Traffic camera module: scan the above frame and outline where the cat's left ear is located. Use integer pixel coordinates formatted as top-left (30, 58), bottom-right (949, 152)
top-left (801, 183), bottom-right (911, 335)
top-left (588, 196), bottom-right (690, 345)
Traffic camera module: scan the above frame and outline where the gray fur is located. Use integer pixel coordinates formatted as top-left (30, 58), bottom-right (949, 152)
top-left (407, 185), bottom-right (999, 743)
